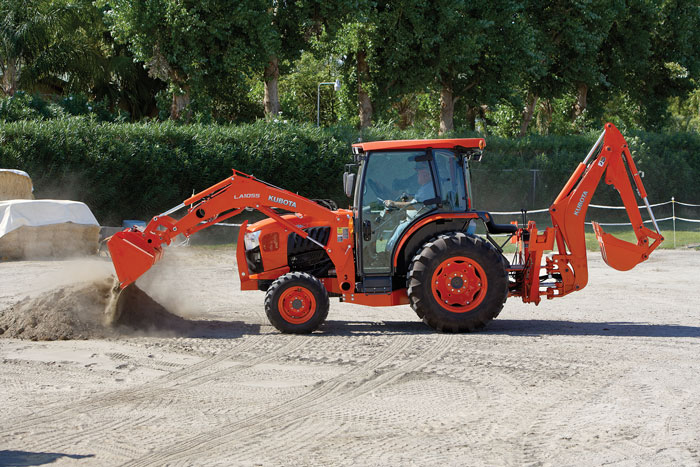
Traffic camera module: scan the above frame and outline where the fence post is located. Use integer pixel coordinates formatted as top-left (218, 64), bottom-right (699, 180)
top-left (672, 196), bottom-right (676, 248)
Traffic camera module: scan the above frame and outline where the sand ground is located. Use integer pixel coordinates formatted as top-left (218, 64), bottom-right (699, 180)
top-left (1, 247), bottom-right (699, 466)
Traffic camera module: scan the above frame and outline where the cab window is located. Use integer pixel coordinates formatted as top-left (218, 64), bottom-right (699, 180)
top-left (433, 149), bottom-right (466, 210)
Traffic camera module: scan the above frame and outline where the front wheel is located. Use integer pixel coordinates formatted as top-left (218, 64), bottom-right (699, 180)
top-left (264, 272), bottom-right (329, 334)
top-left (407, 233), bottom-right (508, 332)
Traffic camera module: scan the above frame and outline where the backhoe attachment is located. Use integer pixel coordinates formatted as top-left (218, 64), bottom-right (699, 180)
top-left (518, 123), bottom-right (663, 304)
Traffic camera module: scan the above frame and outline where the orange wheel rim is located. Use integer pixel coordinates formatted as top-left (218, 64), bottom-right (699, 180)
top-left (431, 256), bottom-right (487, 313)
top-left (278, 286), bottom-right (316, 324)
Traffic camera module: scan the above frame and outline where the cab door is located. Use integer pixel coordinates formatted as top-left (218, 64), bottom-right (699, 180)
top-left (356, 150), bottom-right (436, 275)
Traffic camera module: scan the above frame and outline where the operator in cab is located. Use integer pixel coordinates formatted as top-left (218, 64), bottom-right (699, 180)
top-left (384, 161), bottom-right (435, 251)
top-left (383, 161), bottom-right (434, 210)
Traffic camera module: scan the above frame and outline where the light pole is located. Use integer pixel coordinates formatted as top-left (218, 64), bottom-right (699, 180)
top-left (317, 79), bottom-right (341, 126)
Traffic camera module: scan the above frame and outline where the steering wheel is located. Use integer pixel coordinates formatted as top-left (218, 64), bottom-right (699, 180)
top-left (380, 194), bottom-right (424, 218)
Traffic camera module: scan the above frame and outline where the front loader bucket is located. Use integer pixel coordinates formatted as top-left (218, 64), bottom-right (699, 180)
top-left (107, 230), bottom-right (163, 288)
top-left (592, 222), bottom-right (662, 271)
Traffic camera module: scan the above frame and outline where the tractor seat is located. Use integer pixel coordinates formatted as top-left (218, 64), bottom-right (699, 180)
top-left (484, 217), bottom-right (518, 235)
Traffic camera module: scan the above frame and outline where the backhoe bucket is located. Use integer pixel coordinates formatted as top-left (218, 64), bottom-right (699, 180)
top-left (107, 230), bottom-right (163, 289)
top-left (592, 222), bottom-right (660, 271)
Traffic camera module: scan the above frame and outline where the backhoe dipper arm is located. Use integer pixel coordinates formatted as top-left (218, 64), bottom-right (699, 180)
top-left (108, 170), bottom-right (356, 290)
top-left (520, 123), bottom-right (663, 304)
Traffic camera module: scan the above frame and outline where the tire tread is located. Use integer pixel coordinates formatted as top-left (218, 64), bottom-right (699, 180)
top-left (407, 232), bottom-right (508, 332)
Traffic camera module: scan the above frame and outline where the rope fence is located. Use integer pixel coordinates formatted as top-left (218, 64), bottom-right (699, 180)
top-left (490, 197), bottom-right (700, 247)
top-left (490, 198), bottom-right (700, 215)
top-left (204, 198), bottom-right (699, 248)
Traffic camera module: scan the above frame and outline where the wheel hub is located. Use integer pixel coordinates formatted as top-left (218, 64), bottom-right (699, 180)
top-left (278, 286), bottom-right (317, 324)
top-left (431, 256), bottom-right (487, 313)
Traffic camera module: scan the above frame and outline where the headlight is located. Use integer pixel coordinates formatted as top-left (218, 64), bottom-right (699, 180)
top-left (244, 230), bottom-right (261, 250)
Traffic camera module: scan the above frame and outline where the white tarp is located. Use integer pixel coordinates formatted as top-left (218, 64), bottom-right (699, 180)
top-left (0, 200), bottom-right (99, 237)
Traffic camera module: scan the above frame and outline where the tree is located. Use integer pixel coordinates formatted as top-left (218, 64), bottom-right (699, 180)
top-left (517, 0), bottom-right (625, 136)
top-left (598, 0), bottom-right (700, 130)
top-left (328, 1), bottom-right (534, 132)
top-left (261, 1), bottom-right (348, 118)
top-left (0, 0), bottom-right (87, 96)
top-left (329, 5), bottom-right (378, 128)
top-left (340, 21), bottom-right (377, 128)
top-left (275, 51), bottom-right (340, 124)
top-left (104, 0), bottom-right (275, 120)
top-left (413, 0), bottom-right (535, 133)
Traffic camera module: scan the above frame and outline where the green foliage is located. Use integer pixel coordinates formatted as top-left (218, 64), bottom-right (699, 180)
top-left (667, 86), bottom-right (700, 132)
top-left (0, 120), bottom-right (352, 224)
top-left (3, 0), bottom-right (699, 133)
top-left (0, 92), bottom-right (129, 122)
top-left (1, 119), bottom-right (698, 227)
top-left (0, 92), bottom-right (63, 120)
top-left (102, 0), bottom-right (274, 120)
top-left (0, 0), bottom-right (83, 94)
top-left (276, 51), bottom-right (341, 125)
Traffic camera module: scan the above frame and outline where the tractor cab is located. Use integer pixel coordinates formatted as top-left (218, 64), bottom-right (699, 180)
top-left (347, 139), bottom-right (486, 284)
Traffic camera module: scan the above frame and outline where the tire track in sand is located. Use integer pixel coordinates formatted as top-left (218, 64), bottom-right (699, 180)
top-left (124, 333), bottom-right (454, 466)
top-left (2, 334), bottom-right (310, 462)
top-left (1, 334), bottom-right (301, 437)
top-left (516, 374), bottom-right (621, 466)
top-left (230, 334), bottom-right (459, 465)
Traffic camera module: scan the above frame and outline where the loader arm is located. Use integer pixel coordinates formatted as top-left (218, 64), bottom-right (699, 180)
top-left (518, 123), bottom-right (663, 304)
top-left (108, 169), bottom-right (356, 291)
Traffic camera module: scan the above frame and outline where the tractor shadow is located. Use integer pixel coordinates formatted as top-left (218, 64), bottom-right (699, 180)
top-left (167, 320), bottom-right (262, 339)
top-left (488, 319), bottom-right (700, 338)
top-left (320, 319), bottom-right (700, 338)
top-left (322, 320), bottom-right (431, 336)
top-left (0, 450), bottom-right (94, 466)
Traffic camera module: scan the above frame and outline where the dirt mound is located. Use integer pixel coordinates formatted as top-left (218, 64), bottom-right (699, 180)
top-left (0, 278), bottom-right (191, 341)
top-left (113, 283), bottom-right (191, 333)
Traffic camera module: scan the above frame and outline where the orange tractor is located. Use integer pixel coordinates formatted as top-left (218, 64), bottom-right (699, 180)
top-left (108, 123), bottom-right (663, 333)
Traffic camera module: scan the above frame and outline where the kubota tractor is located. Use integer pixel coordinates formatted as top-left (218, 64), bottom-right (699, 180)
top-left (108, 123), bottom-right (663, 333)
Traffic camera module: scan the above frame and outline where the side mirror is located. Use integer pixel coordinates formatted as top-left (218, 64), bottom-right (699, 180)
top-left (343, 172), bottom-right (355, 198)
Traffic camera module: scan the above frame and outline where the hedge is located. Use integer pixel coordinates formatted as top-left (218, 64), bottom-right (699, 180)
top-left (1, 119), bottom-right (698, 225)
top-left (0, 120), bottom-right (351, 224)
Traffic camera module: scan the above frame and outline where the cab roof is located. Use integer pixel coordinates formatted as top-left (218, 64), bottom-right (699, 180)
top-left (351, 138), bottom-right (485, 153)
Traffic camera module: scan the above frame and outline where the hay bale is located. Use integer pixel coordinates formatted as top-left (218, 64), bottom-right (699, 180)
top-left (0, 170), bottom-right (34, 201)
top-left (0, 223), bottom-right (99, 260)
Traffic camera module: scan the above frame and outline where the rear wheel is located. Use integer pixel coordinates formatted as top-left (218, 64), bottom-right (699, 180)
top-left (407, 232), bottom-right (508, 332)
top-left (264, 272), bottom-right (329, 334)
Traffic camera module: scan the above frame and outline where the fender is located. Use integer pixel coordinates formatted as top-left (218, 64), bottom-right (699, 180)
top-left (391, 212), bottom-right (480, 268)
